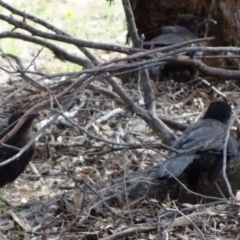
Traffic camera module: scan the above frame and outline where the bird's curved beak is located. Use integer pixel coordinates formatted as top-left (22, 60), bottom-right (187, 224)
top-left (199, 18), bottom-right (217, 27)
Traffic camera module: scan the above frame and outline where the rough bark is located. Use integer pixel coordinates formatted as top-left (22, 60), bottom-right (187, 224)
top-left (205, 0), bottom-right (240, 68)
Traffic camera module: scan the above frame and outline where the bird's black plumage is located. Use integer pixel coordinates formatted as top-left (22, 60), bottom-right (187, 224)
top-left (155, 101), bottom-right (238, 191)
top-left (0, 111), bottom-right (39, 187)
top-left (148, 15), bottom-right (217, 82)
top-left (150, 15), bottom-right (217, 49)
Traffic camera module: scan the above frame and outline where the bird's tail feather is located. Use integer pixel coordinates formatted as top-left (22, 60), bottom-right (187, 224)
top-left (155, 154), bottom-right (198, 179)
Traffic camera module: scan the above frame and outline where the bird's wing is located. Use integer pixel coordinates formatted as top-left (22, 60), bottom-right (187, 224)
top-left (151, 33), bottom-right (188, 46)
top-left (184, 129), bottom-right (222, 150)
top-left (172, 125), bottom-right (220, 150)
top-left (172, 119), bottom-right (224, 148)
top-left (173, 123), bottom-right (238, 156)
top-left (151, 30), bottom-right (198, 45)
top-left (161, 26), bottom-right (191, 34)
top-left (227, 133), bottom-right (238, 156)
top-left (150, 31), bottom-right (201, 59)
top-left (155, 126), bottom-right (219, 180)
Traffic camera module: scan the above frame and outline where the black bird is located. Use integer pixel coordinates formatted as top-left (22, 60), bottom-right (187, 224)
top-left (155, 101), bottom-right (238, 191)
top-left (0, 111), bottom-right (39, 188)
top-left (148, 15), bottom-right (217, 82)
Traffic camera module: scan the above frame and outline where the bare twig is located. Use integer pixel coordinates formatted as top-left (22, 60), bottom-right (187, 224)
top-left (99, 224), bottom-right (157, 240)
top-left (122, 0), bottom-right (142, 48)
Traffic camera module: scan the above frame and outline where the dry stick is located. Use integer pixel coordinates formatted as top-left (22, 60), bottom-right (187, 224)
top-left (0, 41), bottom-right (156, 80)
top-left (38, 43), bottom-right (240, 82)
top-left (0, 32), bottom-right (90, 67)
top-left (142, 64), bottom-right (155, 113)
top-left (222, 101), bottom-right (240, 200)
top-left (122, 0), bottom-right (142, 48)
top-left (200, 78), bottom-right (227, 99)
top-left (88, 84), bottom-right (122, 102)
top-left (0, 34), bottom-right (167, 80)
top-left (108, 37), bottom-right (215, 62)
top-left (171, 202), bottom-right (206, 240)
top-left (140, 60), bottom-right (172, 143)
top-left (99, 225), bottom-right (157, 240)
top-left (0, 38), bottom-right (186, 147)
top-left (29, 162), bottom-right (50, 194)
top-left (0, 60), bottom-right (202, 134)
top-left (174, 46), bottom-right (240, 53)
top-left (158, 200), bottom-right (227, 224)
top-left (201, 55), bottom-right (240, 59)
top-left (68, 90), bottom-right (229, 159)
top-left (166, 56), bottom-right (240, 80)
top-left (122, 152), bottom-right (135, 227)
top-left (0, 143), bottom-right (20, 151)
top-left (1, 52), bottom-right (24, 70)
top-left (154, 45), bottom-right (240, 66)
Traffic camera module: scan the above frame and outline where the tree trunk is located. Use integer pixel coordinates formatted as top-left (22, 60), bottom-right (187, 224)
top-left (205, 0), bottom-right (240, 68)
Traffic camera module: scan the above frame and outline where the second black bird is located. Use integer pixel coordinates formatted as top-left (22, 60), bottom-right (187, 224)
top-left (148, 15), bottom-right (217, 82)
